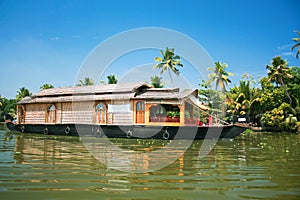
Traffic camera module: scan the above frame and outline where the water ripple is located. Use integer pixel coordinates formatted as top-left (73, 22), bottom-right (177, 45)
top-left (0, 130), bottom-right (300, 199)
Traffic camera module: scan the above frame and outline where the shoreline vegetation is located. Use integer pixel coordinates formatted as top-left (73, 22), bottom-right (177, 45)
top-left (1, 32), bottom-right (300, 134)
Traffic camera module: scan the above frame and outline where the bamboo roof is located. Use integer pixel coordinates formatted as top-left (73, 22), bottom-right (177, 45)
top-left (35, 82), bottom-right (151, 97)
top-left (18, 82), bottom-right (207, 110)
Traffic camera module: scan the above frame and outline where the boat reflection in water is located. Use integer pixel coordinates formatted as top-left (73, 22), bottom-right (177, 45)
top-left (1, 130), bottom-right (300, 199)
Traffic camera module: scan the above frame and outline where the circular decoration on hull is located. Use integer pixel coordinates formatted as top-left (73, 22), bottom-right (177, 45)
top-left (65, 126), bottom-right (71, 135)
top-left (163, 130), bottom-right (170, 140)
top-left (95, 128), bottom-right (103, 138)
top-left (127, 130), bottom-right (133, 139)
top-left (43, 127), bottom-right (48, 135)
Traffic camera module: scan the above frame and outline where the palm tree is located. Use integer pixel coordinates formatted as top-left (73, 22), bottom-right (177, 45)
top-left (266, 56), bottom-right (293, 106)
top-left (107, 74), bottom-right (118, 84)
top-left (154, 47), bottom-right (183, 86)
top-left (77, 77), bottom-right (95, 86)
top-left (291, 30), bottom-right (300, 59)
top-left (227, 80), bottom-right (261, 121)
top-left (16, 87), bottom-right (32, 101)
top-left (208, 61), bottom-right (233, 92)
top-left (150, 75), bottom-right (164, 88)
top-left (40, 83), bottom-right (54, 91)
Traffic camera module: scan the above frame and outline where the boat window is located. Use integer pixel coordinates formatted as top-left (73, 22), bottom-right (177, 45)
top-left (47, 104), bottom-right (56, 123)
top-left (96, 103), bottom-right (106, 123)
top-left (184, 102), bottom-right (200, 125)
top-left (136, 101), bottom-right (145, 111)
top-left (108, 104), bottom-right (131, 113)
top-left (149, 104), bottom-right (180, 123)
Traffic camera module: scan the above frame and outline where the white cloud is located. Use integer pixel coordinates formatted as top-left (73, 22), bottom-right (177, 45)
top-left (282, 52), bottom-right (293, 56)
top-left (277, 44), bottom-right (292, 51)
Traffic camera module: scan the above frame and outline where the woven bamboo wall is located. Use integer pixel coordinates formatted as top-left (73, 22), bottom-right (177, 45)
top-left (66, 102), bottom-right (94, 124)
top-left (22, 101), bottom-right (133, 125)
top-left (25, 104), bottom-right (46, 124)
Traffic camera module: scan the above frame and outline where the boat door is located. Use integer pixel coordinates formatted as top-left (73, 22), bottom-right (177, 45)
top-left (95, 103), bottom-right (106, 123)
top-left (136, 101), bottom-right (145, 124)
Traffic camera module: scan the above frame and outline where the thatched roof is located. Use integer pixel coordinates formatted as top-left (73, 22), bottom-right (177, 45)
top-left (35, 82), bottom-right (151, 97)
top-left (18, 82), bottom-right (207, 110)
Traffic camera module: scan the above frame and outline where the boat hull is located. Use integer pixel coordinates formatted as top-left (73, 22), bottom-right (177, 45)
top-left (6, 122), bottom-right (246, 140)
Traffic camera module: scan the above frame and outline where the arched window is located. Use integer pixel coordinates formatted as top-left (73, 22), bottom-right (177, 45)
top-left (136, 101), bottom-right (145, 124)
top-left (47, 104), bottom-right (56, 123)
top-left (96, 103), bottom-right (106, 123)
top-left (136, 101), bottom-right (145, 111)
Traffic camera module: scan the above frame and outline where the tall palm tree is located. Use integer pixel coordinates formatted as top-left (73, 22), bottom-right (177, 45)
top-left (107, 74), bottom-right (118, 84)
top-left (77, 77), bottom-right (95, 86)
top-left (208, 61), bottom-right (233, 92)
top-left (266, 56), bottom-right (293, 105)
top-left (154, 47), bottom-right (183, 86)
top-left (16, 87), bottom-right (32, 101)
top-left (40, 83), bottom-right (54, 91)
top-left (150, 75), bottom-right (164, 88)
top-left (291, 30), bottom-right (300, 59)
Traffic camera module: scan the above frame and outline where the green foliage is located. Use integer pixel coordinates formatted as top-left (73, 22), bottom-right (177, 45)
top-left (291, 30), bottom-right (300, 59)
top-left (200, 55), bottom-right (300, 132)
top-left (100, 74), bottom-right (118, 84)
top-left (207, 61), bottom-right (233, 92)
top-left (266, 56), bottom-right (293, 105)
top-left (260, 62), bottom-right (300, 132)
top-left (150, 75), bottom-right (164, 88)
top-left (261, 103), bottom-right (298, 132)
top-left (198, 80), bottom-right (226, 119)
top-left (107, 74), bottom-right (118, 84)
top-left (77, 77), bottom-right (95, 86)
top-left (16, 87), bottom-right (32, 102)
top-left (226, 79), bottom-right (262, 122)
top-left (154, 47), bottom-right (183, 86)
top-left (167, 111), bottom-right (180, 118)
top-left (40, 83), bottom-right (54, 91)
top-left (0, 97), bottom-right (17, 121)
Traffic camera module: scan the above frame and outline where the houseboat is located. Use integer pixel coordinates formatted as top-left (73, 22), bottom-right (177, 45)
top-left (6, 82), bottom-right (247, 140)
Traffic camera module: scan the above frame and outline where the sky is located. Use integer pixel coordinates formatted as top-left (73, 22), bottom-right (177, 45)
top-left (0, 0), bottom-right (299, 99)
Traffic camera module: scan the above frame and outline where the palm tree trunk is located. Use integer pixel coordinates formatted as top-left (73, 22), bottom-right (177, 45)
top-left (280, 77), bottom-right (293, 106)
top-left (168, 69), bottom-right (174, 87)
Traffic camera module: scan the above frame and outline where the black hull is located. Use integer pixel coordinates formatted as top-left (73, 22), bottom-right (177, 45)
top-left (6, 122), bottom-right (246, 140)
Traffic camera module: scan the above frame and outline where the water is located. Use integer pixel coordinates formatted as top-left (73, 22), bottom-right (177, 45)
top-left (0, 129), bottom-right (299, 200)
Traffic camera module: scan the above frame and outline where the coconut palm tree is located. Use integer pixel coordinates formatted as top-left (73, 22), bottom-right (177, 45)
top-left (107, 74), bottom-right (118, 84)
top-left (208, 61), bottom-right (233, 92)
top-left (291, 30), bottom-right (300, 59)
top-left (266, 56), bottom-right (293, 106)
top-left (77, 77), bottom-right (95, 86)
top-left (154, 47), bottom-right (183, 86)
top-left (227, 80), bottom-right (261, 121)
top-left (40, 83), bottom-right (54, 91)
top-left (150, 75), bottom-right (164, 88)
top-left (16, 87), bottom-right (32, 101)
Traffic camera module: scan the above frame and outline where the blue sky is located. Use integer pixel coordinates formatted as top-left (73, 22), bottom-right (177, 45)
top-left (0, 0), bottom-right (299, 99)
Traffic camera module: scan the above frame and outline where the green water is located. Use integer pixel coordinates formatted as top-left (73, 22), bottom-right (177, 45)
top-left (0, 129), bottom-right (299, 200)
